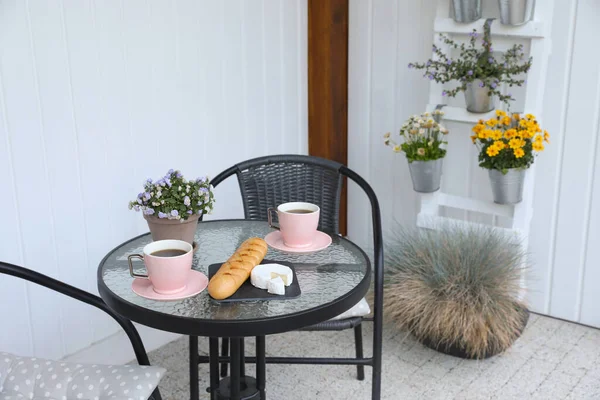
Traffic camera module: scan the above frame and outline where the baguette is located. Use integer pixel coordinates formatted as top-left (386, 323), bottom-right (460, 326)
top-left (208, 237), bottom-right (268, 299)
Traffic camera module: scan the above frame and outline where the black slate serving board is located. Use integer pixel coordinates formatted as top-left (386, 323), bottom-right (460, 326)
top-left (208, 259), bottom-right (301, 303)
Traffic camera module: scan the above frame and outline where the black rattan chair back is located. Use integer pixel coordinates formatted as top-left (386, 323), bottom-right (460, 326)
top-left (212, 155), bottom-right (344, 234)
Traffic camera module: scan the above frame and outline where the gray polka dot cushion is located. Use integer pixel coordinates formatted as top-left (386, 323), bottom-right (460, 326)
top-left (0, 352), bottom-right (165, 400)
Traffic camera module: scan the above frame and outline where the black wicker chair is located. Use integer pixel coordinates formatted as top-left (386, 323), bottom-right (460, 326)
top-left (0, 262), bottom-right (163, 400)
top-left (208, 154), bottom-right (383, 399)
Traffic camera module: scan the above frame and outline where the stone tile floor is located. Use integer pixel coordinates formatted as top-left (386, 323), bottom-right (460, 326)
top-left (148, 314), bottom-right (600, 399)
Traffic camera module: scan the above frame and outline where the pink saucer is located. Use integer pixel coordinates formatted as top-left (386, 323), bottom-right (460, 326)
top-left (131, 270), bottom-right (208, 301)
top-left (265, 230), bottom-right (332, 254)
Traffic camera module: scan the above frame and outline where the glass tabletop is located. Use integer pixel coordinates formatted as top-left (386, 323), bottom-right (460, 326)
top-left (98, 220), bottom-right (370, 334)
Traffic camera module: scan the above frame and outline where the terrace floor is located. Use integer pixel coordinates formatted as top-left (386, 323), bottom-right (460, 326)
top-left (148, 313), bottom-right (600, 399)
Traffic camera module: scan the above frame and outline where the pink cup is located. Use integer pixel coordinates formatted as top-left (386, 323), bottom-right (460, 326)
top-left (268, 202), bottom-right (320, 248)
top-left (128, 239), bottom-right (193, 294)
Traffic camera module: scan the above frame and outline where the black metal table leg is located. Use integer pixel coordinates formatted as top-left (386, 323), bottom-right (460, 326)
top-left (240, 338), bottom-right (245, 377)
top-left (256, 336), bottom-right (266, 400)
top-left (209, 337), bottom-right (219, 400)
top-left (230, 338), bottom-right (241, 400)
top-left (189, 336), bottom-right (199, 400)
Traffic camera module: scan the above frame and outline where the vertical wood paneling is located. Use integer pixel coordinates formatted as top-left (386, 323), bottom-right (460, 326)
top-left (1, 0), bottom-right (308, 358)
top-left (349, 0), bottom-right (600, 327)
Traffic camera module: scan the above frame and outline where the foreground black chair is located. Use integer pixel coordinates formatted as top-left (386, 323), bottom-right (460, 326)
top-left (209, 154), bottom-right (383, 399)
top-left (0, 262), bottom-right (163, 400)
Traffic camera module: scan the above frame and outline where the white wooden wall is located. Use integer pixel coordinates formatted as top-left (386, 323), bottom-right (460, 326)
top-left (349, 0), bottom-right (600, 327)
top-left (0, 0), bottom-right (308, 359)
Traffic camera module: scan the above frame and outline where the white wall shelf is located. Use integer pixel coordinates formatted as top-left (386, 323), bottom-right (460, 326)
top-left (434, 18), bottom-right (548, 38)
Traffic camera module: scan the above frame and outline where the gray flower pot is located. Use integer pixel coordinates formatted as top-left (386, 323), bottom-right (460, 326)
top-left (499, 0), bottom-right (535, 26)
top-left (408, 159), bottom-right (444, 193)
top-left (452, 0), bottom-right (482, 23)
top-left (144, 213), bottom-right (200, 245)
top-left (465, 80), bottom-right (496, 113)
top-left (488, 168), bottom-right (526, 204)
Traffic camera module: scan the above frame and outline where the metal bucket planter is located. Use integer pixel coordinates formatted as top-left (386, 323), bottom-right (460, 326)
top-left (499, 0), bottom-right (535, 26)
top-left (408, 158), bottom-right (444, 193)
top-left (465, 80), bottom-right (496, 113)
top-left (452, 0), bottom-right (482, 23)
top-left (489, 168), bottom-right (527, 204)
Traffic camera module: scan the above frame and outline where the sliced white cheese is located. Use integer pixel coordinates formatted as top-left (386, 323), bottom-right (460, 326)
top-left (251, 264), bottom-right (293, 289)
top-left (267, 277), bottom-right (285, 295)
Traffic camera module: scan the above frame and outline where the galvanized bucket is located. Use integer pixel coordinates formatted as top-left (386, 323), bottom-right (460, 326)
top-left (465, 80), bottom-right (496, 113)
top-left (452, 0), bottom-right (482, 23)
top-left (408, 159), bottom-right (444, 193)
top-left (499, 0), bottom-right (535, 26)
top-left (488, 168), bottom-right (526, 204)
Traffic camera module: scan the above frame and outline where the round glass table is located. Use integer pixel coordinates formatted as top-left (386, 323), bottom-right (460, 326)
top-left (97, 220), bottom-right (371, 400)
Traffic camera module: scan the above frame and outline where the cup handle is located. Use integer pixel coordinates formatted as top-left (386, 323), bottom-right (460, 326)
top-left (128, 254), bottom-right (149, 279)
top-left (267, 207), bottom-right (279, 230)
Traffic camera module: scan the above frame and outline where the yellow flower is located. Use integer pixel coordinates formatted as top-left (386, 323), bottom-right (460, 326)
top-left (392, 145), bottom-right (402, 153)
top-left (509, 138), bottom-right (523, 149)
top-left (532, 141), bottom-right (545, 152)
top-left (525, 113), bottom-right (536, 120)
top-left (479, 129), bottom-right (492, 140)
top-left (491, 130), bottom-right (503, 141)
top-left (502, 116), bottom-right (512, 126)
top-left (505, 129), bottom-right (517, 139)
top-left (534, 135), bottom-right (543, 143)
top-left (493, 140), bottom-right (506, 150)
top-left (383, 132), bottom-right (391, 139)
top-left (472, 124), bottom-right (485, 134)
top-left (486, 146), bottom-right (500, 157)
top-left (486, 118), bottom-right (499, 127)
top-left (513, 148), bottom-right (525, 158)
top-left (521, 129), bottom-right (534, 139)
top-left (512, 113), bottom-right (521, 121)
top-left (519, 119), bottom-right (528, 128)
top-left (495, 110), bottom-right (507, 118)
top-left (470, 134), bottom-right (477, 144)
top-left (544, 130), bottom-right (550, 143)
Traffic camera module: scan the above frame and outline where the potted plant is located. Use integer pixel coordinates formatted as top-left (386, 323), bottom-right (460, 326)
top-left (452, 0), bottom-right (482, 23)
top-left (382, 223), bottom-right (529, 359)
top-left (471, 110), bottom-right (549, 204)
top-left (498, 0), bottom-right (535, 26)
top-left (384, 110), bottom-right (448, 193)
top-left (129, 169), bottom-right (215, 245)
top-left (408, 22), bottom-right (532, 113)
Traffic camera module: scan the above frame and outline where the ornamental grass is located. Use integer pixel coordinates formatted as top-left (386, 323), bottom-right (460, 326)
top-left (383, 223), bottom-right (528, 359)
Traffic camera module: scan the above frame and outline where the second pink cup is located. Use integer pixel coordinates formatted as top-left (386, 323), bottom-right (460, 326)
top-left (268, 202), bottom-right (320, 248)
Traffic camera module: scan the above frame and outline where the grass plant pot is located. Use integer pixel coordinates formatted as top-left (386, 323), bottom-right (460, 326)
top-left (383, 224), bottom-right (528, 359)
top-left (144, 214), bottom-right (200, 245)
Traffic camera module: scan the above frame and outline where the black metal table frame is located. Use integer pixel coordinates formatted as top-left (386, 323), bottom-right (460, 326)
top-left (97, 221), bottom-right (372, 400)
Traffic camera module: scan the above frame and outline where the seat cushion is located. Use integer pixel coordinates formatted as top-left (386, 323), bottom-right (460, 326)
top-left (329, 297), bottom-right (371, 321)
top-left (0, 352), bottom-right (165, 400)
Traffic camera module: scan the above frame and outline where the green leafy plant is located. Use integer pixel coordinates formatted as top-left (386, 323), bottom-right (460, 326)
top-left (382, 223), bottom-right (528, 359)
top-left (384, 110), bottom-right (448, 162)
top-left (408, 21), bottom-right (532, 108)
top-left (129, 169), bottom-right (215, 221)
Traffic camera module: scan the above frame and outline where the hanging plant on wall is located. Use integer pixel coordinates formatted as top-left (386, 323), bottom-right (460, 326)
top-left (471, 111), bottom-right (549, 204)
top-left (408, 21), bottom-right (532, 113)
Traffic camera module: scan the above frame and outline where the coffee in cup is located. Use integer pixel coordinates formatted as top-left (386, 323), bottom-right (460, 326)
top-left (128, 239), bottom-right (193, 294)
top-left (268, 202), bottom-right (320, 248)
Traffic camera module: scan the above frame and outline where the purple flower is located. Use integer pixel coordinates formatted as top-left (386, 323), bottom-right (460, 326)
top-left (489, 47), bottom-right (493, 52)
top-left (158, 212), bottom-right (167, 219)
top-left (168, 169), bottom-right (174, 174)
top-left (426, 61), bottom-right (431, 67)
top-left (198, 187), bottom-right (208, 195)
top-left (446, 60), bottom-right (452, 65)
top-left (442, 91), bottom-right (447, 96)
top-left (136, 198), bottom-right (143, 205)
top-left (183, 196), bottom-right (191, 206)
top-left (137, 192), bottom-right (144, 199)
top-left (146, 178), bottom-right (153, 184)
top-left (469, 31), bottom-right (478, 38)
top-left (408, 63), bottom-right (414, 69)
top-left (488, 57), bottom-right (494, 63)
top-left (507, 92), bottom-right (512, 97)
top-left (133, 205), bottom-right (140, 212)
top-left (170, 210), bottom-right (179, 217)
top-left (467, 70), bottom-right (473, 76)
top-left (432, 45), bottom-right (437, 51)
top-left (176, 172), bottom-right (183, 178)
top-left (165, 178), bottom-right (172, 187)
top-left (187, 210), bottom-right (193, 215)
top-left (144, 192), bottom-right (151, 200)
top-left (157, 179), bottom-right (166, 187)
top-left (491, 81), bottom-right (498, 89)
top-left (479, 81), bottom-right (485, 88)
top-left (428, 75), bottom-right (434, 80)
top-left (144, 208), bottom-right (155, 215)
